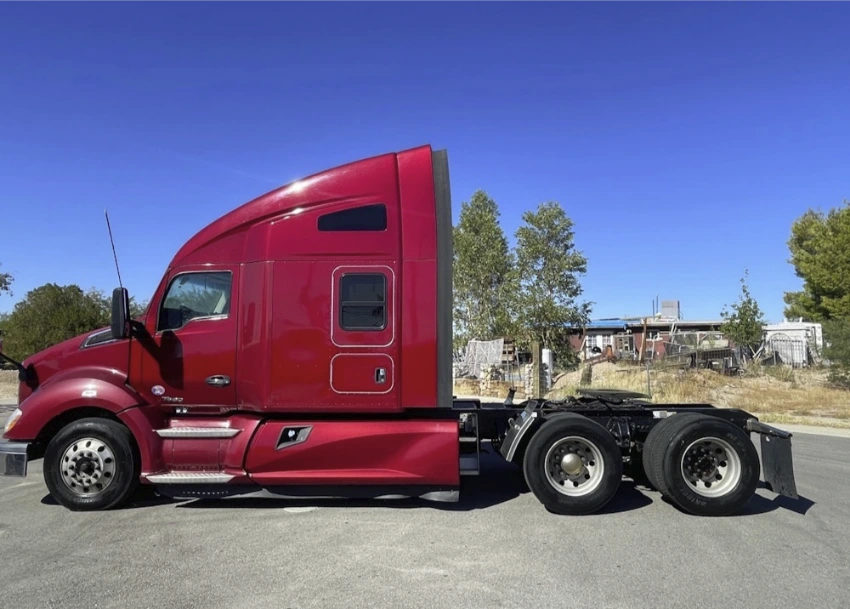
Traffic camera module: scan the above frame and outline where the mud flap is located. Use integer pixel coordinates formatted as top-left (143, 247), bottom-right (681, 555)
top-left (747, 419), bottom-right (798, 499)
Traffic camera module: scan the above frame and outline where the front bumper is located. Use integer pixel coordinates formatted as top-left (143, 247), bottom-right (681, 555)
top-left (0, 441), bottom-right (29, 477)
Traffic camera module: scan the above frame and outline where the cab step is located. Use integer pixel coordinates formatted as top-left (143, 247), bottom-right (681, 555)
top-left (146, 472), bottom-right (235, 484)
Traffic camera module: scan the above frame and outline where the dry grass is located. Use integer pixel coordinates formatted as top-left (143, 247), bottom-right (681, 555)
top-left (548, 362), bottom-right (850, 426)
top-left (0, 369), bottom-right (18, 400)
top-left (453, 378), bottom-right (529, 401)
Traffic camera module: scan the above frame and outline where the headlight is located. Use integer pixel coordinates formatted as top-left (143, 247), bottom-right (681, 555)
top-left (4, 408), bottom-right (23, 434)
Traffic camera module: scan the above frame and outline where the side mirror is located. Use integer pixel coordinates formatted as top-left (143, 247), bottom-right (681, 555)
top-left (111, 287), bottom-right (130, 339)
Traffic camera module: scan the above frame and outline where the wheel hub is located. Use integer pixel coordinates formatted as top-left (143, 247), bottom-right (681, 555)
top-left (560, 453), bottom-right (584, 476)
top-left (681, 437), bottom-right (741, 498)
top-left (78, 459), bottom-right (95, 475)
top-left (544, 436), bottom-right (604, 497)
top-left (60, 438), bottom-right (116, 497)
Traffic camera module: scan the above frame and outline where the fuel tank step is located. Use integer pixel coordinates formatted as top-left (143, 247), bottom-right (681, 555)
top-left (155, 427), bottom-right (242, 438)
top-left (146, 472), bottom-right (235, 484)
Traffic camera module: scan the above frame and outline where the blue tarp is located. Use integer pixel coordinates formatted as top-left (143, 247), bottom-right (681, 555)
top-left (577, 318), bottom-right (629, 330)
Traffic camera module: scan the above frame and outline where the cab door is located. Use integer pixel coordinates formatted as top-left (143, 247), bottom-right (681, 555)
top-left (134, 266), bottom-right (238, 410)
top-left (329, 265), bottom-right (397, 403)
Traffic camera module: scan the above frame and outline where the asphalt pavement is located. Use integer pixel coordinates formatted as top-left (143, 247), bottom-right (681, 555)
top-left (1, 401), bottom-right (849, 609)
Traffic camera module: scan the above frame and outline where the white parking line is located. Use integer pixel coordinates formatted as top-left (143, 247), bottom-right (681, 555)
top-left (0, 481), bottom-right (38, 493)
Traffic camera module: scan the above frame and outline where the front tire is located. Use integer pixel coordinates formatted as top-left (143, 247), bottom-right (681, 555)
top-left (523, 414), bottom-right (623, 515)
top-left (44, 418), bottom-right (140, 511)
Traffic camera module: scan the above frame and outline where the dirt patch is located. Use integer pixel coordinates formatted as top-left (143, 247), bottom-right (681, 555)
top-left (0, 369), bottom-right (18, 400)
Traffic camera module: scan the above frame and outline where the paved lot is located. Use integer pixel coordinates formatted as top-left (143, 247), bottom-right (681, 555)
top-left (1, 413), bottom-right (848, 609)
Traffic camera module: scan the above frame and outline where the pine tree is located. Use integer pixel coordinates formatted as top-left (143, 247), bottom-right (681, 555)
top-left (452, 191), bottom-right (514, 346)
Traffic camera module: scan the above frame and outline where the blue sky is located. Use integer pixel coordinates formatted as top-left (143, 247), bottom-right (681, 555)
top-left (1, 3), bottom-right (848, 322)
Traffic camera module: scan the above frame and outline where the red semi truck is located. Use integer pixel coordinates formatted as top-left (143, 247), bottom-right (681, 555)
top-left (1, 145), bottom-right (798, 516)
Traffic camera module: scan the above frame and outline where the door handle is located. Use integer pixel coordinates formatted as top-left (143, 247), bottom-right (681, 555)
top-left (374, 368), bottom-right (386, 384)
top-left (205, 375), bottom-right (231, 387)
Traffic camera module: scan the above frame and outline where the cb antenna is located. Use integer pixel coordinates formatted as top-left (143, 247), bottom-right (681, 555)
top-left (104, 210), bottom-right (123, 288)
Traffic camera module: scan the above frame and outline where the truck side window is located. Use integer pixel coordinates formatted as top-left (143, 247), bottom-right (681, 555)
top-left (318, 204), bottom-right (387, 231)
top-left (158, 271), bottom-right (232, 332)
top-left (339, 273), bottom-right (386, 330)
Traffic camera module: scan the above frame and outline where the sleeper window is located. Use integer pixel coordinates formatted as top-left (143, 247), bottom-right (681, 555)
top-left (339, 274), bottom-right (386, 330)
top-left (318, 204), bottom-right (387, 232)
top-left (158, 272), bottom-right (232, 332)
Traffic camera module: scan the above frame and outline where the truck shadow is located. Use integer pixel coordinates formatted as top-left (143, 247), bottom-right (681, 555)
top-left (172, 449), bottom-right (528, 512)
top-left (747, 481), bottom-right (815, 516)
top-left (42, 457), bottom-right (806, 516)
top-left (652, 481), bottom-right (815, 517)
top-left (40, 486), bottom-right (181, 510)
top-left (167, 450), bottom-right (654, 514)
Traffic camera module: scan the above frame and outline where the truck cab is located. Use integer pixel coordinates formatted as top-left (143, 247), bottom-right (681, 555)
top-left (2, 145), bottom-right (460, 510)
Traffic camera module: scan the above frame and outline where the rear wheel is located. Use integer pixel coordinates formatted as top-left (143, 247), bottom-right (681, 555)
top-left (523, 414), bottom-right (623, 515)
top-left (44, 418), bottom-right (140, 511)
top-left (642, 413), bottom-right (700, 496)
top-left (657, 414), bottom-right (759, 516)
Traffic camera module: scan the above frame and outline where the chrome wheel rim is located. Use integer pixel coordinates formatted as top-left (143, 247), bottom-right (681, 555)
top-left (544, 436), bottom-right (604, 497)
top-left (60, 437), bottom-right (116, 497)
top-left (680, 437), bottom-right (741, 498)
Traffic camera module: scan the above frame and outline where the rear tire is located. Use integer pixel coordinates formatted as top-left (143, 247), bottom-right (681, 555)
top-left (44, 418), bottom-right (140, 511)
top-left (523, 414), bottom-right (623, 515)
top-left (642, 413), bottom-right (700, 496)
top-left (658, 414), bottom-right (759, 516)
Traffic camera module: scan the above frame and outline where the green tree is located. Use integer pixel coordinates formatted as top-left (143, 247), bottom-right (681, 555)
top-left (93, 291), bottom-right (149, 320)
top-left (783, 202), bottom-right (850, 387)
top-left (720, 271), bottom-right (766, 357)
top-left (784, 203), bottom-right (850, 321)
top-left (130, 299), bottom-right (149, 319)
top-left (452, 190), bottom-right (515, 346)
top-left (823, 320), bottom-right (850, 388)
top-left (1, 284), bottom-right (110, 361)
top-left (0, 263), bottom-right (12, 296)
top-left (513, 201), bottom-right (590, 364)
top-left (0, 312), bottom-right (10, 370)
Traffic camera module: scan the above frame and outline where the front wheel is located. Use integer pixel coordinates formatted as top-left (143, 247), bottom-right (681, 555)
top-left (43, 418), bottom-right (140, 511)
top-left (523, 414), bottom-right (623, 515)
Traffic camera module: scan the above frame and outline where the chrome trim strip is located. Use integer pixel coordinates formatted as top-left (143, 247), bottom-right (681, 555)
top-left (420, 490), bottom-right (459, 502)
top-left (505, 412), bottom-right (538, 462)
top-left (147, 472), bottom-right (234, 484)
top-left (237, 488), bottom-right (461, 503)
top-left (155, 428), bottom-right (241, 439)
top-left (155, 314), bottom-right (228, 336)
top-left (80, 329), bottom-right (119, 350)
